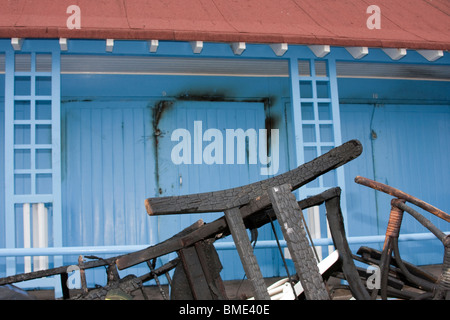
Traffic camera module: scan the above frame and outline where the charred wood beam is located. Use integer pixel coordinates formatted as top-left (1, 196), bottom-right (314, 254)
top-left (194, 240), bottom-right (228, 300)
top-left (0, 256), bottom-right (114, 286)
top-left (176, 239), bottom-right (227, 300)
top-left (178, 246), bottom-right (214, 300)
top-left (268, 184), bottom-right (330, 300)
top-left (145, 140), bottom-right (362, 215)
top-left (138, 257), bottom-right (180, 284)
top-left (0, 222), bottom-right (203, 286)
top-left (1, 187), bottom-right (354, 285)
top-left (70, 258), bottom-right (179, 300)
top-left (117, 187), bottom-right (347, 270)
top-left (224, 207), bottom-right (270, 300)
top-left (116, 220), bottom-right (205, 270)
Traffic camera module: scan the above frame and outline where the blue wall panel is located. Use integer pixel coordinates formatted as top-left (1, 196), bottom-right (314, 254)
top-left (62, 102), bottom-right (156, 244)
top-left (340, 79), bottom-right (450, 265)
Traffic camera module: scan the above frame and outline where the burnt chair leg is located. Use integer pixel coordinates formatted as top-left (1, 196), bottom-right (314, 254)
top-left (268, 184), bottom-right (330, 300)
top-left (324, 188), bottom-right (371, 300)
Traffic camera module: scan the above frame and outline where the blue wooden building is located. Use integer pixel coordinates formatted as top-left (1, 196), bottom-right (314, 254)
top-left (0, 0), bottom-right (449, 297)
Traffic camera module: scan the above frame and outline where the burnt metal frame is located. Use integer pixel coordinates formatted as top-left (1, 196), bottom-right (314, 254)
top-left (355, 176), bottom-right (450, 300)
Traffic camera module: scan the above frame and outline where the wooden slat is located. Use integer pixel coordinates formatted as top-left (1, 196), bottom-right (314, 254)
top-left (224, 207), bottom-right (270, 300)
top-left (117, 196), bottom-right (277, 270)
top-left (179, 246), bottom-right (213, 300)
top-left (194, 240), bottom-right (228, 300)
top-left (268, 184), bottom-right (330, 300)
top-left (116, 189), bottom-right (350, 271)
top-left (116, 219), bottom-right (204, 270)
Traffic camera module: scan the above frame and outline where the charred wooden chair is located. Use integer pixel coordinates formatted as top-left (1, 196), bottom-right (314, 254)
top-left (117, 139), bottom-right (363, 300)
top-left (0, 140), bottom-right (366, 300)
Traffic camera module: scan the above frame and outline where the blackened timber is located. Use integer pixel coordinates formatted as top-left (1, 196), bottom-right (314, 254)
top-left (145, 139), bottom-right (363, 215)
top-left (177, 240), bottom-right (227, 300)
top-left (194, 240), bottom-right (228, 299)
top-left (118, 197), bottom-right (276, 270)
top-left (324, 189), bottom-right (371, 300)
top-left (224, 207), bottom-right (270, 300)
top-left (116, 188), bottom-right (346, 270)
top-left (179, 246), bottom-right (213, 300)
top-left (117, 194), bottom-right (276, 270)
top-left (117, 218), bottom-right (230, 270)
top-left (116, 220), bottom-right (204, 270)
top-left (0, 256), bottom-right (114, 286)
top-left (60, 272), bottom-right (70, 299)
top-left (268, 184), bottom-right (330, 300)
top-left (138, 258), bottom-right (180, 284)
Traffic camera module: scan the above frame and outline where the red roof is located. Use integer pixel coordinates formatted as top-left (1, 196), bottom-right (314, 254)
top-left (0, 0), bottom-right (449, 50)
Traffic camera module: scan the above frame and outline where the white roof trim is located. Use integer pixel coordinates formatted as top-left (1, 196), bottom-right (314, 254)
top-left (59, 38), bottom-right (68, 51)
top-left (11, 38), bottom-right (23, 51)
top-left (106, 39), bottom-right (114, 52)
top-left (148, 40), bottom-right (159, 53)
top-left (345, 47), bottom-right (369, 59)
top-left (308, 45), bottom-right (330, 58)
top-left (190, 41), bottom-right (203, 54)
top-left (270, 43), bottom-right (288, 56)
top-left (230, 42), bottom-right (246, 55)
top-left (417, 50), bottom-right (444, 62)
top-left (382, 48), bottom-right (407, 60)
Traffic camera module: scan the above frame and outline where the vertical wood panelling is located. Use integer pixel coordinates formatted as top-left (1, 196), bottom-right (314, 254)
top-left (101, 109), bottom-right (115, 245)
top-left (341, 103), bottom-right (450, 264)
top-left (90, 108), bottom-right (104, 245)
top-left (340, 104), bottom-right (378, 238)
top-left (62, 99), bottom-right (283, 282)
top-left (63, 102), bottom-right (155, 250)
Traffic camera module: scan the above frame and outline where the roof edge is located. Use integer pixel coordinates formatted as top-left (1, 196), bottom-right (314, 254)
top-left (0, 27), bottom-right (449, 51)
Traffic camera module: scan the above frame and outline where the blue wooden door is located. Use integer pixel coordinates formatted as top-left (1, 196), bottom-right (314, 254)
top-left (62, 99), bottom-right (282, 282)
top-left (155, 100), bottom-right (281, 279)
top-left (341, 103), bottom-right (450, 265)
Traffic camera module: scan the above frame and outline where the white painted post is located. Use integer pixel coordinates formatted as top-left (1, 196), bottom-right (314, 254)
top-left (23, 203), bottom-right (32, 273)
top-left (308, 206), bottom-right (322, 261)
top-left (32, 203), bottom-right (48, 271)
